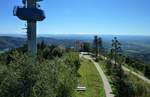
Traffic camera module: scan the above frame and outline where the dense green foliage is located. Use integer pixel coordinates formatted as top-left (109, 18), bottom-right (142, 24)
top-left (0, 43), bottom-right (80, 97)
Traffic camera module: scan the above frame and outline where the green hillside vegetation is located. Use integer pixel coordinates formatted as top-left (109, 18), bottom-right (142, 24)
top-left (0, 43), bottom-right (80, 97)
top-left (74, 59), bottom-right (105, 97)
top-left (125, 71), bottom-right (150, 97)
top-left (99, 60), bottom-right (150, 97)
top-left (88, 36), bottom-right (150, 97)
top-left (125, 56), bottom-right (150, 79)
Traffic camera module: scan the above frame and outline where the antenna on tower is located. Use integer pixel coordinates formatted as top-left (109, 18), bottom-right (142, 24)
top-left (14, 0), bottom-right (46, 55)
top-left (22, 24), bottom-right (27, 31)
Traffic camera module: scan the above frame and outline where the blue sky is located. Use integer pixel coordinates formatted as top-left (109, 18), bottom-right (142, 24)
top-left (0, 0), bottom-right (150, 35)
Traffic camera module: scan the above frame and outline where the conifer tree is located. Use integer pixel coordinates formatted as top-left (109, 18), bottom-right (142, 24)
top-left (93, 35), bottom-right (99, 60)
top-left (98, 37), bottom-right (104, 55)
top-left (111, 37), bottom-right (122, 66)
top-left (110, 37), bottom-right (134, 97)
top-left (93, 36), bottom-right (98, 56)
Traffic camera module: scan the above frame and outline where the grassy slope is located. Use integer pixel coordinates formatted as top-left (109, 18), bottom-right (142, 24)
top-left (74, 59), bottom-right (106, 97)
top-left (99, 60), bottom-right (150, 97)
top-left (124, 64), bottom-right (144, 76)
top-left (125, 71), bottom-right (150, 97)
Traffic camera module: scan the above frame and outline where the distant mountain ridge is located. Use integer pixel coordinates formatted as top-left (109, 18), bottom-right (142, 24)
top-left (0, 36), bottom-right (77, 50)
top-left (0, 35), bottom-right (150, 64)
top-left (0, 36), bottom-right (25, 50)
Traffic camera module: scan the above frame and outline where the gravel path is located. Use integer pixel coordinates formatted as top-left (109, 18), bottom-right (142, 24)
top-left (81, 54), bottom-right (114, 97)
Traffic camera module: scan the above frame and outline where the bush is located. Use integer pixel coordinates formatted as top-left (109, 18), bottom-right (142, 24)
top-left (0, 45), bottom-right (79, 97)
top-left (105, 60), bottom-right (112, 75)
top-left (133, 82), bottom-right (146, 97)
top-left (37, 43), bottom-right (65, 60)
top-left (34, 58), bottom-right (77, 97)
top-left (63, 52), bottom-right (80, 72)
top-left (0, 51), bottom-right (39, 97)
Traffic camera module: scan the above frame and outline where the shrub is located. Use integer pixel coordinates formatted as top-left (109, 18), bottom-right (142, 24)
top-left (0, 51), bottom-right (39, 97)
top-left (0, 46), bottom-right (79, 97)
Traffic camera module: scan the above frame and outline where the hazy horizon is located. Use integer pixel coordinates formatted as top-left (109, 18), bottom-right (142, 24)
top-left (1, 33), bottom-right (150, 37)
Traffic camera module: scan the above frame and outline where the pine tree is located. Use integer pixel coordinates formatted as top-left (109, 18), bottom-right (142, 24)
top-left (93, 36), bottom-right (98, 56)
top-left (93, 35), bottom-right (100, 61)
top-left (111, 37), bottom-right (122, 66)
top-left (110, 37), bottom-right (134, 97)
top-left (98, 37), bottom-right (101, 54)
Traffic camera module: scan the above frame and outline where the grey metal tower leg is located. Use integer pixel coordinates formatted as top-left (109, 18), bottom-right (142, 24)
top-left (27, 0), bottom-right (37, 55)
top-left (27, 21), bottom-right (37, 54)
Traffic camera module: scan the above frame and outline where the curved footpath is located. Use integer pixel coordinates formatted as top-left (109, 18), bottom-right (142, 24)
top-left (110, 60), bottom-right (150, 84)
top-left (122, 66), bottom-right (150, 84)
top-left (80, 53), bottom-right (114, 97)
top-left (103, 56), bottom-right (150, 84)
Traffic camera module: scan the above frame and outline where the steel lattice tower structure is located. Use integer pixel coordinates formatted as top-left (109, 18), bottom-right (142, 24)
top-left (13, 0), bottom-right (45, 55)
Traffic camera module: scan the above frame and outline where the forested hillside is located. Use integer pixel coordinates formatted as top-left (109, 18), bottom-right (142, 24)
top-left (0, 36), bottom-right (25, 50)
top-left (0, 36), bottom-right (77, 51)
